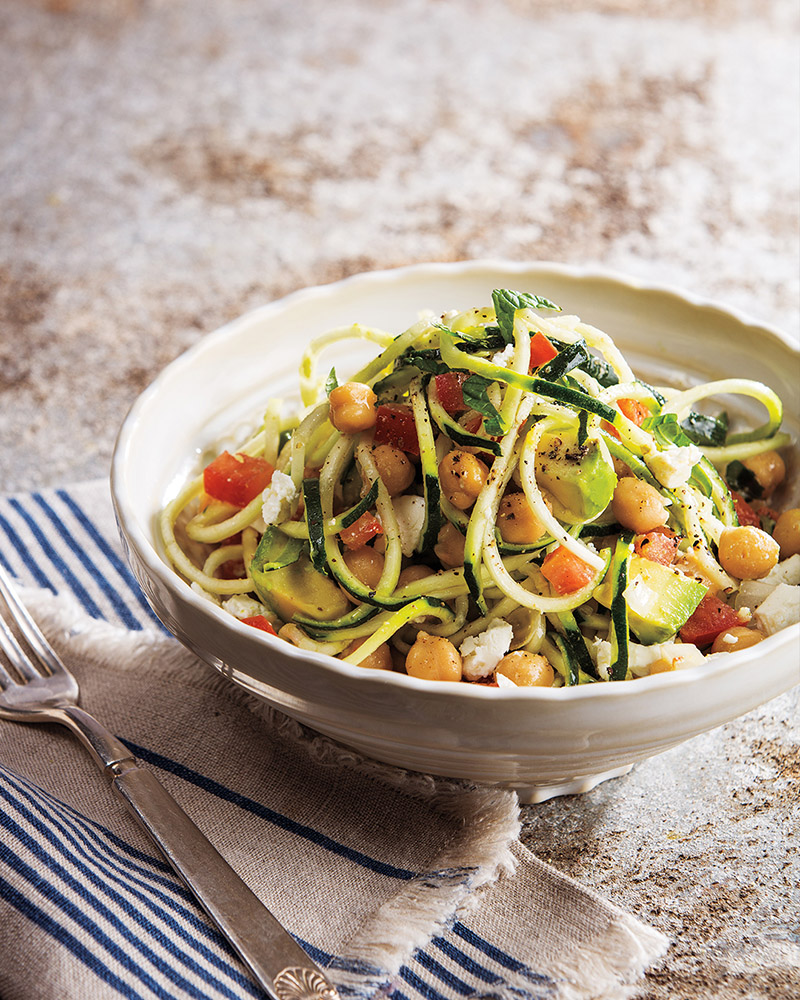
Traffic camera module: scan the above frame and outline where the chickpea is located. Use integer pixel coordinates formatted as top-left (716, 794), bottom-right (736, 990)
top-left (397, 564), bottom-right (434, 589)
top-left (773, 508), bottom-right (800, 560)
top-left (345, 637), bottom-right (394, 671)
top-left (438, 450), bottom-right (490, 510)
top-left (718, 525), bottom-right (779, 580)
top-left (611, 477), bottom-right (669, 534)
top-left (372, 443), bottom-right (415, 496)
top-left (495, 650), bottom-right (554, 687)
top-left (497, 493), bottom-right (548, 545)
top-left (649, 658), bottom-right (676, 674)
top-left (710, 626), bottom-right (766, 655)
top-left (343, 546), bottom-right (384, 590)
top-left (743, 449), bottom-right (786, 496)
top-left (405, 632), bottom-right (462, 682)
top-left (434, 522), bottom-right (465, 568)
top-left (328, 381), bottom-right (377, 434)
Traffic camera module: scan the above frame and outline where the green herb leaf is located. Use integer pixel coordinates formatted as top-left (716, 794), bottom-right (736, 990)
top-left (324, 367), bottom-right (339, 396)
top-left (681, 410), bottom-right (728, 447)
top-left (726, 459), bottom-right (764, 501)
top-left (461, 374), bottom-right (508, 437)
top-left (403, 349), bottom-right (449, 375)
top-left (642, 413), bottom-right (694, 448)
top-left (550, 338), bottom-right (619, 387)
top-left (492, 289), bottom-right (561, 345)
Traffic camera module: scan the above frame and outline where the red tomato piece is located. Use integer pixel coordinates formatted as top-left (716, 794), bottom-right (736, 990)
top-left (203, 451), bottom-right (274, 507)
top-left (679, 593), bottom-right (744, 648)
top-left (373, 404), bottom-right (420, 455)
top-left (240, 615), bottom-right (277, 635)
top-left (602, 397), bottom-right (649, 439)
top-left (634, 527), bottom-right (680, 565)
top-left (617, 397), bottom-right (649, 426)
top-left (340, 511), bottom-right (383, 549)
top-left (730, 490), bottom-right (761, 527)
top-left (434, 371), bottom-right (469, 415)
top-left (541, 546), bottom-right (596, 595)
top-left (529, 331), bottom-right (559, 370)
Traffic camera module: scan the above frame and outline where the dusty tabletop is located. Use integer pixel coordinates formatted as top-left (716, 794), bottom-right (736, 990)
top-left (1, 1), bottom-right (798, 997)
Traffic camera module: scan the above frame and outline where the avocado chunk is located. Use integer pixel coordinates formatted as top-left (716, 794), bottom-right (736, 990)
top-left (252, 555), bottom-right (353, 622)
top-left (596, 554), bottom-right (708, 644)
top-left (535, 431), bottom-right (617, 524)
top-left (249, 527), bottom-right (352, 622)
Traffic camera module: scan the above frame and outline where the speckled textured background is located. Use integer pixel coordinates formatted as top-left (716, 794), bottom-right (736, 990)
top-left (1, 1), bottom-right (799, 996)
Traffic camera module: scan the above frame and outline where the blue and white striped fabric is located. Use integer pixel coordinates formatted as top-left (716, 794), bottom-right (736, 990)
top-left (0, 481), bottom-right (666, 1000)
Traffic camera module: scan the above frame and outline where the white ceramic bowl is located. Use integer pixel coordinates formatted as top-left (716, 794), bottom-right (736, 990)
top-left (111, 261), bottom-right (800, 802)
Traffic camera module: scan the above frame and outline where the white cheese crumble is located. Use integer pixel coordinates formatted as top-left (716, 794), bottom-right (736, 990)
top-left (222, 594), bottom-right (271, 620)
top-left (460, 619), bottom-right (514, 681)
top-left (261, 470), bottom-right (297, 526)
top-left (495, 671), bottom-right (518, 689)
top-left (754, 583), bottom-right (800, 637)
top-left (735, 554), bottom-right (800, 613)
top-left (646, 444), bottom-right (703, 489)
top-left (590, 637), bottom-right (704, 678)
top-left (392, 494), bottom-right (426, 557)
top-left (491, 343), bottom-right (516, 368)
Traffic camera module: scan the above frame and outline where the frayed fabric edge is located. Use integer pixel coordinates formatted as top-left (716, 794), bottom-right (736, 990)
top-left (19, 588), bottom-right (523, 994)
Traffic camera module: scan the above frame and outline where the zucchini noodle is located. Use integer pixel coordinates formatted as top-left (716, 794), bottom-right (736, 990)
top-left (160, 288), bottom-right (795, 687)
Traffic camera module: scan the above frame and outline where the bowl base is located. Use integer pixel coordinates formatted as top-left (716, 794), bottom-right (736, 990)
top-left (512, 763), bottom-right (635, 804)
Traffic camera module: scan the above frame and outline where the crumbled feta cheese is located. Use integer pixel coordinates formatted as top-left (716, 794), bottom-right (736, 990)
top-left (762, 553), bottom-right (800, 587)
top-left (191, 582), bottom-right (219, 605)
top-left (735, 555), bottom-right (800, 613)
top-left (754, 583), bottom-right (800, 636)
top-left (591, 636), bottom-right (704, 678)
top-left (222, 594), bottom-right (271, 620)
top-left (495, 671), bottom-right (518, 689)
top-left (261, 471), bottom-right (297, 525)
top-left (590, 637), bottom-right (613, 680)
top-left (646, 444), bottom-right (703, 489)
top-left (460, 619), bottom-right (514, 681)
top-left (393, 494), bottom-right (427, 556)
top-left (627, 640), bottom-right (705, 676)
top-left (491, 343), bottom-right (516, 368)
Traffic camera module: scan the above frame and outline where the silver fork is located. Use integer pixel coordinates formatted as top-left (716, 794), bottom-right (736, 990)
top-left (0, 563), bottom-right (338, 1000)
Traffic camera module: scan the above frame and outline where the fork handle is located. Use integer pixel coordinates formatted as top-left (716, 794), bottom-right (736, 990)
top-left (58, 706), bottom-right (337, 1000)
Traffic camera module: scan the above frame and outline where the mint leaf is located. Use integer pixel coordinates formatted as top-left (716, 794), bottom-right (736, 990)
top-left (641, 412), bottom-right (694, 448)
top-left (681, 410), bottom-right (728, 447)
top-left (726, 459), bottom-right (763, 501)
top-left (492, 289), bottom-right (561, 344)
top-left (462, 375), bottom-right (508, 437)
top-left (325, 367), bottom-right (339, 396)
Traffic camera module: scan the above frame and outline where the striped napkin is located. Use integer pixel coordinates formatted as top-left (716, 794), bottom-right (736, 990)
top-left (0, 481), bottom-right (668, 1000)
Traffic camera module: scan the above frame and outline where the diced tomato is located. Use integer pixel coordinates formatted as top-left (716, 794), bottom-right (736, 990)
top-left (618, 397), bottom-right (649, 426)
top-left (340, 511), bottom-right (383, 549)
top-left (730, 490), bottom-right (761, 528)
top-left (541, 546), bottom-right (597, 595)
top-left (203, 451), bottom-right (274, 507)
top-left (373, 404), bottom-right (420, 455)
top-left (529, 331), bottom-right (559, 370)
top-left (434, 371), bottom-right (469, 416)
top-left (602, 398), bottom-right (649, 439)
top-left (634, 527), bottom-right (679, 565)
top-left (679, 593), bottom-right (744, 648)
top-left (240, 615), bottom-right (277, 636)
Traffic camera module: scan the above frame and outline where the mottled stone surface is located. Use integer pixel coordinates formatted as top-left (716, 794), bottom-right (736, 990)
top-left (1, 1), bottom-right (798, 996)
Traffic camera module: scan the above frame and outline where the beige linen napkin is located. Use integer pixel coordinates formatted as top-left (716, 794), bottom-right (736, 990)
top-left (0, 482), bottom-right (668, 1000)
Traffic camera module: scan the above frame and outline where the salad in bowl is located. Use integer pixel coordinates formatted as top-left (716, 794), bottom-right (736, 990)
top-left (158, 287), bottom-right (799, 690)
